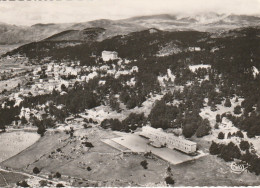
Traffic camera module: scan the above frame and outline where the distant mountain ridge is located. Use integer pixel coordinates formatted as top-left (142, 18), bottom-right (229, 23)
top-left (0, 13), bottom-right (259, 45)
top-left (43, 28), bottom-right (107, 42)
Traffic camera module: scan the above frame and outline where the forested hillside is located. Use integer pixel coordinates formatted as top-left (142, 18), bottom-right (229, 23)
top-left (1, 26), bottom-right (260, 174)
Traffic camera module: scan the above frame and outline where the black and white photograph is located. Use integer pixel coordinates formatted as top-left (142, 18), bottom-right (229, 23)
top-left (0, 0), bottom-right (260, 187)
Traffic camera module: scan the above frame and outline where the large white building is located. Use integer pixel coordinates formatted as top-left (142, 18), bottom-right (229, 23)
top-left (140, 126), bottom-right (197, 154)
top-left (102, 51), bottom-right (118, 61)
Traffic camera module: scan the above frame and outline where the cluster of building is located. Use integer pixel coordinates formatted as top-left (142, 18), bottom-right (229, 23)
top-left (8, 50), bottom-right (139, 106)
top-left (19, 106), bottom-right (46, 121)
top-left (140, 126), bottom-right (197, 154)
top-left (29, 63), bottom-right (83, 94)
top-left (3, 50), bottom-right (132, 122)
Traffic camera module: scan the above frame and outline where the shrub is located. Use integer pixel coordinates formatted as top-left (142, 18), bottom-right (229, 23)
top-left (101, 119), bottom-right (124, 131)
top-left (183, 123), bottom-right (197, 138)
top-left (144, 151), bottom-right (152, 158)
top-left (196, 121), bottom-right (211, 138)
top-left (37, 125), bottom-right (46, 137)
top-left (149, 101), bottom-right (179, 129)
top-left (83, 123), bottom-right (91, 129)
top-left (56, 148), bottom-right (62, 152)
top-left (236, 130), bottom-right (244, 138)
top-left (234, 105), bottom-right (242, 114)
top-left (87, 167), bottom-right (92, 171)
top-left (55, 172), bottom-right (61, 178)
top-left (240, 140), bottom-right (250, 151)
top-left (17, 180), bottom-right (29, 187)
top-left (122, 113), bottom-right (145, 131)
top-left (218, 132), bottom-right (225, 139)
top-left (210, 104), bottom-right (217, 111)
top-left (209, 141), bottom-right (224, 155)
top-left (165, 176), bottom-right (175, 185)
top-left (56, 183), bottom-right (65, 187)
top-left (240, 151), bottom-right (260, 175)
top-left (33, 167), bottom-right (40, 174)
top-left (247, 124), bottom-right (260, 138)
top-left (224, 98), bottom-right (232, 107)
top-left (140, 160), bottom-right (148, 169)
top-left (83, 141), bottom-right (94, 148)
top-left (220, 142), bottom-right (241, 162)
top-left (216, 114), bottom-right (222, 123)
top-left (21, 116), bottom-right (28, 124)
top-left (227, 132), bottom-right (232, 139)
top-left (69, 127), bottom-right (74, 137)
top-left (1, 89), bottom-right (7, 94)
top-left (109, 95), bottom-right (121, 112)
top-left (48, 174), bottom-right (53, 180)
top-left (39, 180), bottom-right (48, 187)
top-left (61, 84), bottom-right (67, 92)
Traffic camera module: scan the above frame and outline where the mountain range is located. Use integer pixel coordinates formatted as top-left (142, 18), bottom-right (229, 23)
top-left (0, 13), bottom-right (259, 46)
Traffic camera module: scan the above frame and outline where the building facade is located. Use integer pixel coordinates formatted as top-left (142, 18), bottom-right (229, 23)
top-left (140, 126), bottom-right (197, 154)
top-left (102, 51), bottom-right (118, 61)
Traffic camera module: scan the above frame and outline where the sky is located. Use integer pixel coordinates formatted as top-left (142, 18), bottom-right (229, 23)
top-left (0, 0), bottom-right (259, 26)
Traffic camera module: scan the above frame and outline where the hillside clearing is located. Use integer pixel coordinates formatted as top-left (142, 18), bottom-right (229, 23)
top-left (0, 131), bottom-right (40, 163)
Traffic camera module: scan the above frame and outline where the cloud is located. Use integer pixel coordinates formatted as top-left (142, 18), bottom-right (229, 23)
top-left (0, 0), bottom-right (259, 25)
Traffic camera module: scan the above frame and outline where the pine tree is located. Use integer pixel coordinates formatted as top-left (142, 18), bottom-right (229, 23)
top-left (224, 98), bottom-right (232, 107)
top-left (234, 105), bottom-right (242, 114)
top-left (216, 114), bottom-right (222, 123)
top-left (218, 132), bottom-right (225, 139)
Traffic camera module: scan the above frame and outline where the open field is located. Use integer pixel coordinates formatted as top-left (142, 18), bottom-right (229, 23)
top-left (0, 77), bottom-right (26, 93)
top-left (1, 127), bottom-right (260, 186)
top-left (0, 169), bottom-right (28, 186)
top-left (0, 44), bottom-right (22, 56)
top-left (1, 131), bottom-right (67, 170)
top-left (171, 154), bottom-right (260, 186)
top-left (0, 131), bottom-right (40, 163)
top-left (1, 128), bottom-right (169, 186)
top-left (0, 58), bottom-right (30, 73)
top-left (0, 58), bottom-right (32, 94)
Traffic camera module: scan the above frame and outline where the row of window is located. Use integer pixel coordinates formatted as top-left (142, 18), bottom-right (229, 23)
top-left (146, 132), bottom-right (195, 147)
top-left (149, 135), bottom-right (194, 150)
